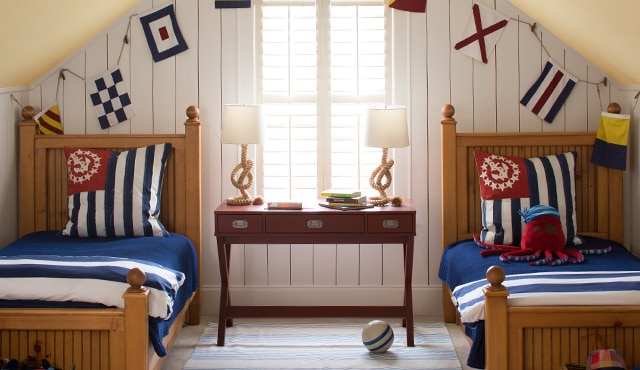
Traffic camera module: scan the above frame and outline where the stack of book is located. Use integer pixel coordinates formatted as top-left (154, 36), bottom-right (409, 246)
top-left (319, 189), bottom-right (372, 209)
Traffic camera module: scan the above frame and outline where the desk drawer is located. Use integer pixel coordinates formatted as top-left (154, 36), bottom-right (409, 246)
top-left (266, 214), bottom-right (365, 233)
top-left (216, 214), bottom-right (263, 234)
top-left (367, 214), bottom-right (414, 233)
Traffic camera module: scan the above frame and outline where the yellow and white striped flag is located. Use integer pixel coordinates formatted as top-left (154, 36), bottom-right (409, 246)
top-left (34, 104), bottom-right (63, 135)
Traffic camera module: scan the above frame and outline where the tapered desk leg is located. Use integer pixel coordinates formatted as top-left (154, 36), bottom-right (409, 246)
top-left (404, 238), bottom-right (415, 346)
top-left (216, 238), bottom-right (230, 346)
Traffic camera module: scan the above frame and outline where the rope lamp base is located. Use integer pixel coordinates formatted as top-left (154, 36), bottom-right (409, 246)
top-left (226, 144), bottom-right (264, 206)
top-left (367, 148), bottom-right (403, 207)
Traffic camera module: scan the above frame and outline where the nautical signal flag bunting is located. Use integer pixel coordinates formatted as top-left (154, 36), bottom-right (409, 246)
top-left (34, 104), bottom-right (63, 135)
top-left (139, 4), bottom-right (188, 62)
top-left (454, 3), bottom-right (508, 64)
top-left (520, 59), bottom-right (577, 123)
top-left (388, 0), bottom-right (426, 13)
top-left (591, 111), bottom-right (630, 171)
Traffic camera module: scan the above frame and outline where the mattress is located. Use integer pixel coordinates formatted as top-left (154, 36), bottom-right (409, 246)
top-left (438, 236), bottom-right (640, 368)
top-left (0, 231), bottom-right (199, 357)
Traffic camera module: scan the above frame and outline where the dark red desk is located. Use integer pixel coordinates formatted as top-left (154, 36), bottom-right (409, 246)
top-left (214, 201), bottom-right (416, 346)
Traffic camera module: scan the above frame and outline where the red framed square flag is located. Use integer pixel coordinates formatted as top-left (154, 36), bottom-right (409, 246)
top-left (139, 4), bottom-right (188, 62)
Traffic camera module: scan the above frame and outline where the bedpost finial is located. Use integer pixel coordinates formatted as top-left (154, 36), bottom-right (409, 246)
top-left (607, 102), bottom-right (621, 114)
top-left (126, 267), bottom-right (147, 291)
top-left (486, 265), bottom-right (505, 288)
top-left (187, 105), bottom-right (200, 120)
top-left (442, 104), bottom-right (455, 119)
top-left (22, 106), bottom-right (36, 120)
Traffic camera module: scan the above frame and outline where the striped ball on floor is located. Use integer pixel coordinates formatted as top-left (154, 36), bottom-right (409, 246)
top-left (361, 320), bottom-right (394, 353)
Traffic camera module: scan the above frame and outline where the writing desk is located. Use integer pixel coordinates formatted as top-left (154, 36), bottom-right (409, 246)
top-left (214, 201), bottom-right (416, 346)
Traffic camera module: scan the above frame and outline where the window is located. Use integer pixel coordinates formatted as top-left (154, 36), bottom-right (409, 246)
top-left (256, 0), bottom-right (392, 201)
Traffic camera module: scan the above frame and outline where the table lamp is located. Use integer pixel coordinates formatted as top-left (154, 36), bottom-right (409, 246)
top-left (221, 104), bottom-right (265, 206)
top-left (364, 105), bottom-right (409, 206)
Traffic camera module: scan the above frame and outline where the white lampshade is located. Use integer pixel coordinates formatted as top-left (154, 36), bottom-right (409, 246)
top-left (364, 106), bottom-right (409, 148)
top-left (220, 104), bottom-right (265, 144)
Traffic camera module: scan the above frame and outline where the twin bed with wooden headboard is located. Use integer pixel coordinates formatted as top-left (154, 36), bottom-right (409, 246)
top-left (438, 104), bottom-right (640, 370)
top-left (0, 106), bottom-right (202, 370)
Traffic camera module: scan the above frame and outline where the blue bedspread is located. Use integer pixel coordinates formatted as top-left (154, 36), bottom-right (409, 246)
top-left (0, 231), bottom-right (199, 357)
top-left (438, 236), bottom-right (640, 369)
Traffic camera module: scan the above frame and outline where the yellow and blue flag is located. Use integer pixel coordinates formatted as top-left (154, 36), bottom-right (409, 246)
top-left (34, 104), bottom-right (63, 135)
top-left (591, 111), bottom-right (630, 170)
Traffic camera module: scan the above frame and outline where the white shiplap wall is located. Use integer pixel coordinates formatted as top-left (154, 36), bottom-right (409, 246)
top-left (0, 0), bottom-right (636, 317)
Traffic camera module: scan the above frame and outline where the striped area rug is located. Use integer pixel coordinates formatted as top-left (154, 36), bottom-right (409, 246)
top-left (184, 319), bottom-right (462, 369)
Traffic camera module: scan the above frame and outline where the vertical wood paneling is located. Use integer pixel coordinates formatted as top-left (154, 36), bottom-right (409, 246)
top-left (382, 243), bottom-right (404, 286)
top-left (473, 0), bottom-right (498, 133)
top-left (426, 0), bottom-right (451, 289)
top-left (314, 244), bottom-right (337, 285)
top-left (406, 11), bottom-right (429, 285)
top-left (495, 0), bottom-right (520, 132)
top-left (107, 19), bottom-right (132, 135)
top-left (564, 45), bottom-right (589, 132)
top-left (130, 0), bottom-right (155, 134)
top-left (197, 0), bottom-right (223, 287)
top-left (151, 0), bottom-right (177, 134)
top-left (268, 244), bottom-right (291, 285)
top-left (0, 93), bottom-right (18, 247)
top-left (62, 55), bottom-right (87, 135)
top-left (2, 0), bottom-right (634, 317)
top-left (449, 0), bottom-right (474, 133)
top-left (360, 244), bottom-right (382, 285)
top-left (518, 12), bottom-right (543, 132)
top-left (85, 37), bottom-right (108, 134)
top-left (174, 0), bottom-right (199, 135)
top-left (540, 27), bottom-right (568, 132)
top-left (291, 244), bottom-right (314, 285)
top-left (244, 244), bottom-right (268, 286)
top-left (336, 244), bottom-right (359, 285)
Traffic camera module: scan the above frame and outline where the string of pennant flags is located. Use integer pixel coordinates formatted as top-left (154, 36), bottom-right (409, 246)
top-left (9, 2), bottom-right (192, 135)
top-left (390, 0), bottom-right (611, 124)
top-left (8, 0), bottom-right (637, 172)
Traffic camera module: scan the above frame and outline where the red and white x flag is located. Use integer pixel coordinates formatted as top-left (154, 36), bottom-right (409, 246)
top-left (454, 3), bottom-right (509, 64)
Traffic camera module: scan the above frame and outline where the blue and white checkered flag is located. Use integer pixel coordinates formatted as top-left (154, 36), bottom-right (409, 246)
top-left (87, 66), bottom-right (135, 129)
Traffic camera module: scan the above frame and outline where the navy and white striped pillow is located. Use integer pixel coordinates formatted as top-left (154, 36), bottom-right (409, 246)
top-left (62, 143), bottom-right (172, 237)
top-left (475, 151), bottom-right (580, 246)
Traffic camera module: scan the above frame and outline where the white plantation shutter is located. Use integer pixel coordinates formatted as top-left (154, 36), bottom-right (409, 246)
top-left (257, 0), bottom-right (390, 201)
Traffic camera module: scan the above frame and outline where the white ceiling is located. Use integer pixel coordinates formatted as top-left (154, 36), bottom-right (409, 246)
top-left (1, 0), bottom-right (639, 88)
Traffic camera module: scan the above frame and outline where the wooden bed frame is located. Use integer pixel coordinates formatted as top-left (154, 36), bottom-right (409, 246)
top-left (0, 106), bottom-right (202, 370)
top-left (440, 104), bottom-right (640, 370)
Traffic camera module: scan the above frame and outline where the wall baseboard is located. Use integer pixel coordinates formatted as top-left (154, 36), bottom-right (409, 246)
top-left (199, 285), bottom-right (444, 318)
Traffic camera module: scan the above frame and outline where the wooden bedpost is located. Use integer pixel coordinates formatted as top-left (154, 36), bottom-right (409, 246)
top-left (484, 266), bottom-right (509, 370)
top-left (605, 102), bottom-right (624, 244)
top-left (441, 104), bottom-right (458, 323)
top-left (123, 268), bottom-right (150, 370)
top-left (184, 106), bottom-right (202, 325)
top-left (18, 106), bottom-right (37, 237)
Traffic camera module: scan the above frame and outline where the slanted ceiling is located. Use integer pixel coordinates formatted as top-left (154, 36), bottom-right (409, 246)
top-left (0, 0), bottom-right (639, 88)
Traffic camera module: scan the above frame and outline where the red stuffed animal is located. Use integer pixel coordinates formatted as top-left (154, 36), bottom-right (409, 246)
top-left (475, 204), bottom-right (611, 265)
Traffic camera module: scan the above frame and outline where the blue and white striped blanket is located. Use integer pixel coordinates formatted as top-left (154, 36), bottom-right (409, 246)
top-left (0, 255), bottom-right (185, 319)
top-left (452, 270), bottom-right (640, 323)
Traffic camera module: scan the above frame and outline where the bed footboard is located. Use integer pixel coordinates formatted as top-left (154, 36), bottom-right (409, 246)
top-left (0, 268), bottom-right (172, 370)
top-left (485, 266), bottom-right (640, 370)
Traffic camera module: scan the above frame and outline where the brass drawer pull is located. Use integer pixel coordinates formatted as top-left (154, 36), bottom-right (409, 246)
top-left (232, 220), bottom-right (249, 229)
top-left (307, 220), bottom-right (323, 229)
top-left (383, 220), bottom-right (399, 229)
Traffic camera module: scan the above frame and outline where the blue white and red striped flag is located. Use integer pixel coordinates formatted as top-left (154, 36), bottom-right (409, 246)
top-left (520, 59), bottom-right (577, 123)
